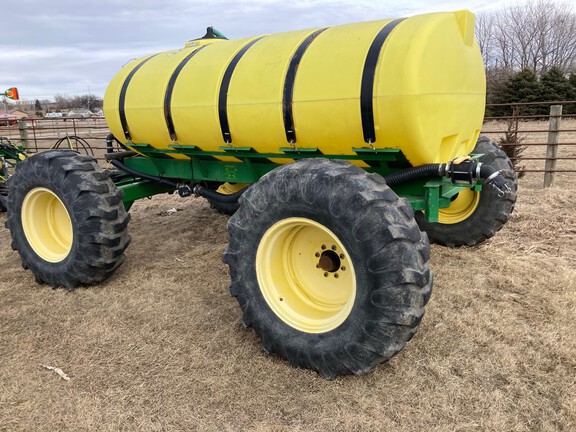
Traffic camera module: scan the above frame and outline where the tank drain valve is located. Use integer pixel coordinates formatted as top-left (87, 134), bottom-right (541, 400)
top-left (445, 158), bottom-right (510, 197)
top-left (483, 171), bottom-right (511, 197)
top-left (178, 184), bottom-right (193, 197)
top-left (381, 158), bottom-right (511, 196)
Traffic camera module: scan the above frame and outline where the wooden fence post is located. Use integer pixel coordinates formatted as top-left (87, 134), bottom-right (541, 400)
top-left (543, 105), bottom-right (562, 188)
top-left (18, 119), bottom-right (29, 150)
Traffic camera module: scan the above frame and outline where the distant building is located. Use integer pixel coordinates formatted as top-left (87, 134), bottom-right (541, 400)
top-left (0, 113), bottom-right (17, 126)
top-left (9, 110), bottom-right (28, 119)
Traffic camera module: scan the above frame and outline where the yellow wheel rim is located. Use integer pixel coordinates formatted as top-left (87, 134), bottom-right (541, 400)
top-left (256, 217), bottom-right (356, 333)
top-left (21, 187), bottom-right (73, 263)
top-left (216, 182), bottom-right (248, 194)
top-left (438, 188), bottom-right (480, 224)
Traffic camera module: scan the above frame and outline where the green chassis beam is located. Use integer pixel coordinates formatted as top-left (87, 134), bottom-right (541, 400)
top-left (125, 143), bottom-right (409, 182)
top-left (403, 180), bottom-right (483, 223)
top-left (116, 179), bottom-right (176, 211)
top-left (117, 144), bottom-right (482, 221)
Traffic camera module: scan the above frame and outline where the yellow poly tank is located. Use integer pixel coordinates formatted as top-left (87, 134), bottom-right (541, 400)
top-left (103, 10), bottom-right (485, 167)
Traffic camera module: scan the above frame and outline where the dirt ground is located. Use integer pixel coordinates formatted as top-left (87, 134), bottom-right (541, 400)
top-left (1, 124), bottom-right (575, 431)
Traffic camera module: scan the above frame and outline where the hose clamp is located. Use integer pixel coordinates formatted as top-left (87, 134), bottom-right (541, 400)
top-left (485, 170), bottom-right (501, 184)
top-left (475, 162), bottom-right (483, 180)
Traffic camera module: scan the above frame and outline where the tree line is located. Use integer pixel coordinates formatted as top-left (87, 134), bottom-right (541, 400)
top-left (4, 94), bottom-right (103, 116)
top-left (476, 0), bottom-right (576, 115)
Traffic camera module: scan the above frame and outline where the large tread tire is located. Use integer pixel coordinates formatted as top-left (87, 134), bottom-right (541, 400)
top-left (5, 150), bottom-right (131, 289)
top-left (0, 171), bottom-right (8, 212)
top-left (224, 159), bottom-right (432, 379)
top-left (415, 135), bottom-right (518, 247)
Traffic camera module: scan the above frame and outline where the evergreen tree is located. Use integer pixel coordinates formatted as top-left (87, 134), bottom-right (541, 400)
top-left (540, 67), bottom-right (576, 102)
top-left (568, 73), bottom-right (576, 114)
top-left (484, 67), bottom-right (514, 117)
top-left (34, 99), bottom-right (43, 117)
top-left (493, 69), bottom-right (545, 116)
top-left (570, 73), bottom-right (576, 89)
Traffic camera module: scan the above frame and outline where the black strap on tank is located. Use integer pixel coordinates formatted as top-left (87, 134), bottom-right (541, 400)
top-left (282, 28), bottom-right (328, 144)
top-left (118, 54), bottom-right (159, 141)
top-left (218, 36), bottom-right (265, 144)
top-left (164, 45), bottom-right (207, 142)
top-left (360, 18), bottom-right (406, 144)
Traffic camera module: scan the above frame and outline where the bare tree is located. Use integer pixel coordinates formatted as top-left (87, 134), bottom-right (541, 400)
top-left (476, 12), bottom-right (496, 70)
top-left (51, 94), bottom-right (103, 111)
top-left (476, 1), bottom-right (576, 75)
top-left (53, 94), bottom-right (72, 110)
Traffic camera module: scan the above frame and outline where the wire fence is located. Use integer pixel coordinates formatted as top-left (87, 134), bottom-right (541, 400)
top-left (0, 117), bottom-right (110, 158)
top-left (481, 100), bottom-right (576, 187)
top-left (2, 102), bottom-right (575, 188)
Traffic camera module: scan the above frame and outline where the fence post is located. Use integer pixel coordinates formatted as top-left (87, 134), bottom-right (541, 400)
top-left (18, 119), bottom-right (29, 150)
top-left (543, 105), bottom-right (562, 188)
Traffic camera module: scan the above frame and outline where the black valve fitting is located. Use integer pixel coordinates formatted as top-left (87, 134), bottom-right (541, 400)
top-left (443, 159), bottom-right (479, 184)
top-left (383, 157), bottom-right (511, 196)
top-left (444, 159), bottom-right (510, 196)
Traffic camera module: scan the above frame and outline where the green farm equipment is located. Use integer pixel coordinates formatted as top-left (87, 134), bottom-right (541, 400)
top-left (0, 135), bottom-right (94, 212)
top-left (3, 11), bottom-right (517, 378)
top-left (0, 137), bottom-right (26, 212)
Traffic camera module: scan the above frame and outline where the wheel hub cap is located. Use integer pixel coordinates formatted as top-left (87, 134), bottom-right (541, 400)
top-left (21, 187), bottom-right (73, 263)
top-left (256, 217), bottom-right (356, 333)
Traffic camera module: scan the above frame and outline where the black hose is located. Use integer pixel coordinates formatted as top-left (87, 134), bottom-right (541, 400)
top-left (479, 163), bottom-right (508, 192)
top-left (194, 185), bottom-right (248, 204)
top-left (110, 159), bottom-right (179, 188)
top-left (106, 133), bottom-right (115, 154)
top-left (106, 133), bottom-right (131, 154)
top-left (104, 133), bottom-right (177, 187)
top-left (383, 159), bottom-right (509, 195)
top-left (383, 164), bottom-right (444, 187)
top-left (105, 150), bottom-right (138, 161)
top-left (53, 136), bottom-right (94, 156)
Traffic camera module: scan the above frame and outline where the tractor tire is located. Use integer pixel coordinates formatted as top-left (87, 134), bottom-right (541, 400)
top-left (5, 150), bottom-right (131, 289)
top-left (0, 176), bottom-right (7, 212)
top-left (224, 159), bottom-right (432, 379)
top-left (415, 135), bottom-right (517, 247)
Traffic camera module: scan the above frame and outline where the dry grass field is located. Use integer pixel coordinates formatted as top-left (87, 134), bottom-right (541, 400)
top-left (1, 122), bottom-right (575, 431)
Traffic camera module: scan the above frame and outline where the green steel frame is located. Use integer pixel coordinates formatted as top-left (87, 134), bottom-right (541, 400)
top-left (0, 136), bottom-right (482, 220)
top-left (1, 138), bottom-right (27, 186)
top-left (115, 143), bottom-right (482, 222)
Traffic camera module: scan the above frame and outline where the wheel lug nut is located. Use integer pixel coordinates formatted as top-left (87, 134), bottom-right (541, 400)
top-left (341, 266), bottom-right (346, 271)
top-left (334, 273), bottom-right (339, 278)
top-left (331, 245), bottom-right (337, 251)
top-left (321, 244), bottom-right (326, 250)
top-left (315, 252), bottom-right (320, 257)
top-left (339, 254), bottom-right (345, 259)
top-left (323, 272), bottom-right (328, 277)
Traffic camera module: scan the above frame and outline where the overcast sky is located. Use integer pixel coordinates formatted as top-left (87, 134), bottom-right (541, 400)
top-left (0, 0), bottom-right (568, 102)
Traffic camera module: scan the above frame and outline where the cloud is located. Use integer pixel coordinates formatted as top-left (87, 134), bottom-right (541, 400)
top-left (1, 0), bottom-right (567, 101)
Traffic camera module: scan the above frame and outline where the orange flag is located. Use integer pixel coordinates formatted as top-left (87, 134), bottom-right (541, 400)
top-left (4, 87), bottom-right (19, 100)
